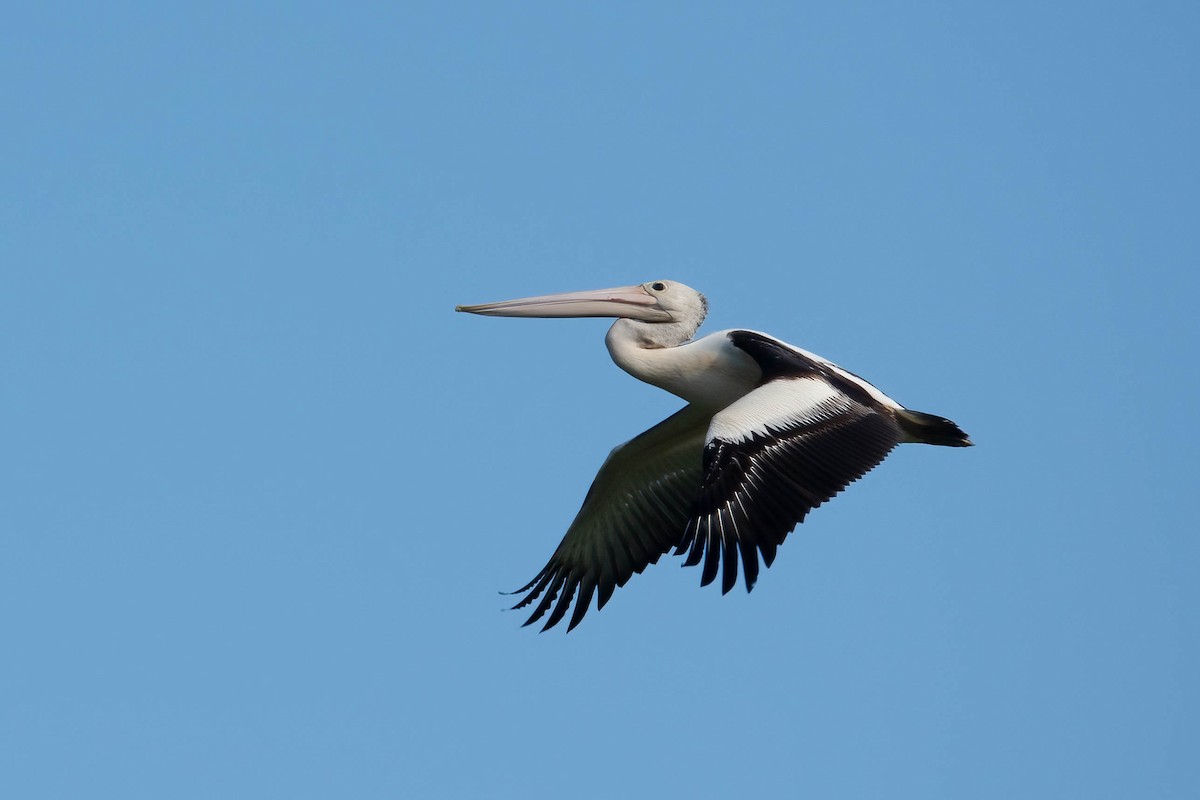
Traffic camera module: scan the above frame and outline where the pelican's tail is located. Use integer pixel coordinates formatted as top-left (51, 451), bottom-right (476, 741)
top-left (896, 409), bottom-right (973, 447)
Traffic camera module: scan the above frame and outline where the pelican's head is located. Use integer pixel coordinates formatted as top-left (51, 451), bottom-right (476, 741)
top-left (456, 280), bottom-right (708, 342)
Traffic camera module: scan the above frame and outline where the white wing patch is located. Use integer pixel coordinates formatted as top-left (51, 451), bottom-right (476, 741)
top-left (706, 377), bottom-right (850, 444)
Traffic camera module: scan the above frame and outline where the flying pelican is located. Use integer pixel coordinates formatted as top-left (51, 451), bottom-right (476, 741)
top-left (456, 280), bottom-right (971, 631)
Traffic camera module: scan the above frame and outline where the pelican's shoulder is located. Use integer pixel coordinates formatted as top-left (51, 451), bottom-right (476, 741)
top-left (724, 329), bottom-right (901, 410)
top-left (721, 329), bottom-right (833, 376)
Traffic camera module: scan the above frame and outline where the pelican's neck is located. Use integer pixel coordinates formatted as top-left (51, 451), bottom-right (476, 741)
top-left (604, 321), bottom-right (760, 409)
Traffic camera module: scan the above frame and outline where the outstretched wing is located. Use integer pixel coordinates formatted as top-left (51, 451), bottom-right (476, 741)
top-left (677, 376), bottom-right (902, 595)
top-left (511, 404), bottom-right (711, 631)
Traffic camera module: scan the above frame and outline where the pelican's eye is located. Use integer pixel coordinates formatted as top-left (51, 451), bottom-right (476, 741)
top-left (650, 281), bottom-right (667, 292)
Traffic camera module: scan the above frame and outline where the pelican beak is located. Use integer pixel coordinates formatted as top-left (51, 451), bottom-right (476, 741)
top-left (455, 284), bottom-right (672, 322)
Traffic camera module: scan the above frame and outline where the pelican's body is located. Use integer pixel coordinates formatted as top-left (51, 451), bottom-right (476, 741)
top-left (457, 280), bottom-right (971, 631)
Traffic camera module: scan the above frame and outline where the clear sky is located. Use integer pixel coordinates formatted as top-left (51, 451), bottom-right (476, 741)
top-left (3, 3), bottom-right (1197, 798)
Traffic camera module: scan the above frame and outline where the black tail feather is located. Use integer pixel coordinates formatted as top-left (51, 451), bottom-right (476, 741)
top-left (896, 409), bottom-right (973, 447)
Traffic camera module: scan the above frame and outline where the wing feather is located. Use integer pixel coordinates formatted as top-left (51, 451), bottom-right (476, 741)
top-left (679, 376), bottom-right (902, 593)
top-left (508, 404), bottom-right (711, 631)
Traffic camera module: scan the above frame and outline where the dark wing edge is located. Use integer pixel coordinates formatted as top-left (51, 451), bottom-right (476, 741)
top-left (508, 404), bottom-right (711, 632)
top-left (676, 386), bottom-right (902, 595)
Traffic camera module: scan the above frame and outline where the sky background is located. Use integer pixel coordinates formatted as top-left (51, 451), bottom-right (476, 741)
top-left (3, 2), bottom-right (1197, 798)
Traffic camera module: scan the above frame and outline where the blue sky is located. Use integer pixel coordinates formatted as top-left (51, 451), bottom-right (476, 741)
top-left (3, 2), bottom-right (1197, 797)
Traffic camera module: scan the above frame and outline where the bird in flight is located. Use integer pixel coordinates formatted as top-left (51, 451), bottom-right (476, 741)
top-left (456, 280), bottom-right (971, 631)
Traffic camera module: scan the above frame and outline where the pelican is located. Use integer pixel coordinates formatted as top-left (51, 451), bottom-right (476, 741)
top-left (456, 280), bottom-right (971, 631)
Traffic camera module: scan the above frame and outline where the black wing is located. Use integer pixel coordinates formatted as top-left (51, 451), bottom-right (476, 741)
top-left (676, 376), bottom-right (901, 594)
top-left (510, 404), bottom-right (710, 631)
